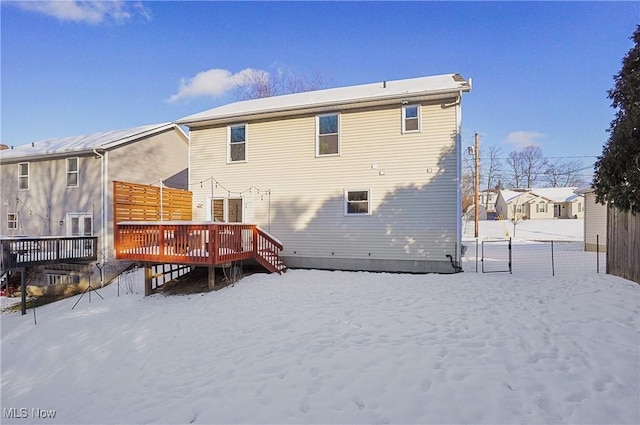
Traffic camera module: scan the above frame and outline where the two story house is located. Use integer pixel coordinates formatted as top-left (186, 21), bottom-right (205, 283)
top-left (1, 123), bottom-right (189, 291)
top-left (176, 74), bottom-right (471, 274)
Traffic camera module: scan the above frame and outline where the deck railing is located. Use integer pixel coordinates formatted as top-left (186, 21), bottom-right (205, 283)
top-left (115, 222), bottom-right (284, 271)
top-left (1, 236), bottom-right (98, 270)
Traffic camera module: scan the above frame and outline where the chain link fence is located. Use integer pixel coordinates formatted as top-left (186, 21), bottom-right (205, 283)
top-left (462, 238), bottom-right (606, 276)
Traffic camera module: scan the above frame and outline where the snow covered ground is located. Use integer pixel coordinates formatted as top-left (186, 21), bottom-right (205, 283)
top-left (2, 268), bottom-right (639, 424)
top-left (463, 218), bottom-right (584, 241)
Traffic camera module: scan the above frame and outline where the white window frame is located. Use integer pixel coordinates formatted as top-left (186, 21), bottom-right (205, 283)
top-left (209, 197), bottom-right (244, 223)
top-left (18, 162), bottom-right (29, 190)
top-left (227, 124), bottom-right (247, 163)
top-left (66, 213), bottom-right (93, 236)
top-left (66, 157), bottom-right (79, 188)
top-left (402, 104), bottom-right (421, 133)
top-left (7, 213), bottom-right (18, 230)
top-left (344, 189), bottom-right (371, 216)
top-left (316, 113), bottom-right (340, 157)
top-left (537, 202), bottom-right (546, 213)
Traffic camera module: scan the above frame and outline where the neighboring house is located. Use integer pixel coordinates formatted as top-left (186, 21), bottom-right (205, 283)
top-left (575, 183), bottom-right (607, 252)
top-left (476, 189), bottom-right (499, 220)
top-left (0, 123), bottom-right (189, 270)
top-left (495, 187), bottom-right (583, 220)
top-left (177, 74), bottom-right (472, 274)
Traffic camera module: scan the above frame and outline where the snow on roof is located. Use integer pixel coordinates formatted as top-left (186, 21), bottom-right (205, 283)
top-left (574, 182), bottom-right (594, 194)
top-left (177, 73), bottom-right (471, 125)
top-left (531, 187), bottom-right (580, 202)
top-left (0, 122), bottom-right (182, 162)
top-left (499, 187), bottom-right (582, 203)
top-left (499, 189), bottom-right (529, 202)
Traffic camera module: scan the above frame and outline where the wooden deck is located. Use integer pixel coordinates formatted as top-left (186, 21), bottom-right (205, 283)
top-left (1, 236), bottom-right (98, 270)
top-left (115, 222), bottom-right (285, 274)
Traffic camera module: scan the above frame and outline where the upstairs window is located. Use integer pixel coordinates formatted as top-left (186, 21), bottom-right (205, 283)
top-left (317, 113), bottom-right (340, 156)
top-left (18, 162), bottom-right (29, 190)
top-left (345, 190), bottom-right (370, 215)
top-left (228, 124), bottom-right (247, 162)
top-left (7, 213), bottom-right (18, 230)
top-left (67, 157), bottom-right (79, 187)
top-left (402, 105), bottom-right (420, 133)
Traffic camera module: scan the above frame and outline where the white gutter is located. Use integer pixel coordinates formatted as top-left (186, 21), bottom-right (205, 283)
top-left (93, 149), bottom-right (107, 264)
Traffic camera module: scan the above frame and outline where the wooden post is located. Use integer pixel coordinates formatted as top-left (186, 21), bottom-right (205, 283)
top-left (20, 267), bottom-right (27, 315)
top-left (208, 266), bottom-right (215, 290)
top-left (144, 263), bottom-right (153, 296)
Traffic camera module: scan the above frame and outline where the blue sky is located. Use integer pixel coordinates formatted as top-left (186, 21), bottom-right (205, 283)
top-left (1, 1), bottom-right (638, 171)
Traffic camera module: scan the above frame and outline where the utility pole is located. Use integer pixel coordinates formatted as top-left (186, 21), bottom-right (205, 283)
top-left (474, 133), bottom-right (480, 238)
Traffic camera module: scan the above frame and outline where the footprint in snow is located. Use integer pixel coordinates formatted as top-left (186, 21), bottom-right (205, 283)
top-left (352, 397), bottom-right (365, 411)
top-left (420, 378), bottom-right (432, 392)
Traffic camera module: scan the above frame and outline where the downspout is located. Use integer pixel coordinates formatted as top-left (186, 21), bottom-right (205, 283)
top-left (455, 90), bottom-right (463, 268)
top-left (93, 149), bottom-right (107, 264)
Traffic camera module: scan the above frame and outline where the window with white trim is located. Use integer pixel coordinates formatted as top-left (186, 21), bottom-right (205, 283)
top-left (402, 105), bottom-right (420, 133)
top-left (537, 201), bottom-right (546, 213)
top-left (18, 162), bottom-right (29, 190)
top-left (317, 113), bottom-right (340, 156)
top-left (7, 213), bottom-right (18, 230)
top-left (345, 190), bottom-right (370, 215)
top-left (67, 213), bottom-right (93, 236)
top-left (228, 124), bottom-right (247, 162)
top-left (67, 157), bottom-right (79, 187)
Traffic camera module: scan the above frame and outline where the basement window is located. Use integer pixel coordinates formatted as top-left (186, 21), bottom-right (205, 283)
top-left (345, 190), bottom-right (370, 215)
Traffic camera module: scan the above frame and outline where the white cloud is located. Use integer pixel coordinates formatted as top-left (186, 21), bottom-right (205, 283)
top-left (504, 131), bottom-right (546, 149)
top-left (13, 1), bottom-right (151, 25)
top-left (167, 68), bottom-right (268, 103)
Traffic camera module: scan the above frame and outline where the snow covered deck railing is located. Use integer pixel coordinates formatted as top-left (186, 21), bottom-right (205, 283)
top-left (0, 236), bottom-right (98, 270)
top-left (115, 222), bottom-right (285, 273)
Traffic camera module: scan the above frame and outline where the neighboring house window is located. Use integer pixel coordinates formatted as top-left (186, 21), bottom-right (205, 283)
top-left (516, 205), bottom-right (522, 213)
top-left (402, 105), bottom-right (420, 133)
top-left (228, 124), bottom-right (247, 162)
top-left (7, 213), bottom-right (18, 229)
top-left (537, 202), bottom-right (547, 213)
top-left (67, 157), bottom-right (79, 187)
top-left (67, 213), bottom-right (92, 236)
top-left (18, 162), bottom-right (29, 190)
top-left (345, 190), bottom-right (370, 215)
top-left (317, 113), bottom-right (340, 156)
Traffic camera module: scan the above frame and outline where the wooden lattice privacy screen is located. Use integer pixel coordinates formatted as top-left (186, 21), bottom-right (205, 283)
top-left (113, 180), bottom-right (192, 223)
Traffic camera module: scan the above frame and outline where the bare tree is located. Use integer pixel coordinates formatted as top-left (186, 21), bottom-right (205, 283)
top-left (482, 145), bottom-right (504, 209)
top-left (544, 159), bottom-right (585, 187)
top-left (506, 150), bottom-right (525, 188)
top-left (235, 69), bottom-right (330, 100)
top-left (520, 146), bottom-right (548, 188)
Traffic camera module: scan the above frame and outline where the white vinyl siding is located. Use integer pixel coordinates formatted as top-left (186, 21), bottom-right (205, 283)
top-left (67, 157), bottom-right (79, 187)
top-left (18, 162), bottom-right (29, 190)
top-left (189, 98), bottom-right (460, 266)
top-left (584, 192), bottom-right (607, 252)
